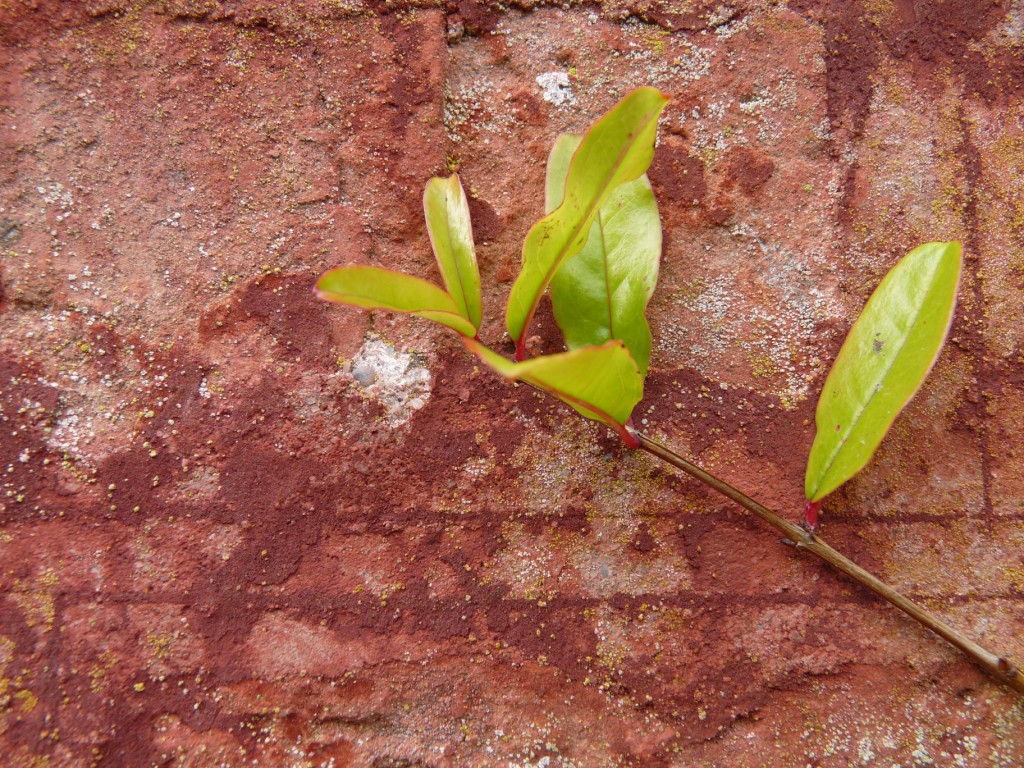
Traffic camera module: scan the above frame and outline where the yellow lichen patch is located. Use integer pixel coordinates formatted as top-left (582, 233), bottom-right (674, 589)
top-left (988, 134), bottom-right (1024, 235)
top-left (14, 688), bottom-right (38, 713)
top-left (0, 665), bottom-right (41, 741)
top-left (1002, 565), bottom-right (1024, 593)
top-left (672, 277), bottom-right (708, 304)
top-left (146, 632), bottom-right (174, 663)
top-left (590, 606), bottom-right (633, 684)
top-left (11, 567), bottom-right (59, 633)
top-left (633, 25), bottom-right (670, 56)
top-left (747, 351), bottom-right (778, 379)
top-left (929, 83), bottom-right (973, 235)
top-left (377, 581), bottom-right (405, 608)
top-left (861, 0), bottom-right (896, 28)
top-left (88, 650), bottom-right (119, 695)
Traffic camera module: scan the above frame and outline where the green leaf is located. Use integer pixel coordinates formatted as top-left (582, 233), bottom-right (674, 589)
top-left (423, 174), bottom-right (482, 330)
top-left (316, 265), bottom-right (477, 337)
top-left (804, 242), bottom-right (963, 502)
top-left (546, 134), bottom-right (661, 376)
top-left (505, 87), bottom-right (669, 359)
top-left (464, 337), bottom-right (643, 446)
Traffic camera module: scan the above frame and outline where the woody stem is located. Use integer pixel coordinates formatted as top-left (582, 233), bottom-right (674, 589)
top-left (632, 429), bottom-right (1024, 695)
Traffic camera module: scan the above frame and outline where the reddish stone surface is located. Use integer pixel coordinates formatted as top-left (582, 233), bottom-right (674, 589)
top-left (2, 2), bottom-right (1023, 766)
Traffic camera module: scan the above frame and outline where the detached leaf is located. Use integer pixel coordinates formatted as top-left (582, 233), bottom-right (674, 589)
top-left (546, 134), bottom-right (661, 376)
top-left (464, 337), bottom-right (643, 446)
top-left (804, 242), bottom-right (963, 502)
top-left (316, 265), bottom-right (476, 337)
top-left (505, 87), bottom-right (669, 359)
top-left (424, 174), bottom-right (482, 330)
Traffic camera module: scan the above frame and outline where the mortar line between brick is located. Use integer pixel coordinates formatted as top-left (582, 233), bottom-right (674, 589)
top-left (44, 587), bottom-right (1024, 608)
top-left (955, 106), bottom-right (996, 535)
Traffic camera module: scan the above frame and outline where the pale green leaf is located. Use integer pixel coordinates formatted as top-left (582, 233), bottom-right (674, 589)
top-left (424, 174), bottom-right (482, 330)
top-left (464, 337), bottom-right (643, 445)
top-left (316, 265), bottom-right (476, 337)
top-left (804, 242), bottom-right (963, 502)
top-left (505, 87), bottom-right (669, 359)
top-left (546, 133), bottom-right (661, 376)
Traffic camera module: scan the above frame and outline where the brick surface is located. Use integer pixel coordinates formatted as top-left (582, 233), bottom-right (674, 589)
top-left (2, 2), bottom-right (1023, 765)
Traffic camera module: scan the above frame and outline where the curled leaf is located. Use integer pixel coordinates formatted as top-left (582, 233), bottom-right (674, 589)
top-left (804, 241), bottom-right (963, 502)
top-left (316, 265), bottom-right (477, 337)
top-left (546, 133), bottom-right (661, 376)
top-left (424, 174), bottom-right (482, 330)
top-left (464, 337), bottom-right (643, 446)
top-left (505, 87), bottom-right (669, 359)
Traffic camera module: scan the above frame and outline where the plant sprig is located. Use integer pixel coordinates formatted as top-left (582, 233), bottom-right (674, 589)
top-left (317, 88), bottom-right (666, 444)
top-left (316, 88), bottom-right (1024, 695)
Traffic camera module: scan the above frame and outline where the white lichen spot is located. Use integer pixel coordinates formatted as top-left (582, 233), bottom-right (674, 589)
top-left (536, 72), bottom-right (574, 106)
top-left (622, 28), bottom-right (711, 88)
top-left (348, 339), bottom-right (431, 426)
top-left (461, 457), bottom-right (491, 480)
top-left (857, 735), bottom-right (876, 765)
top-left (444, 79), bottom-right (498, 143)
top-left (38, 181), bottom-right (74, 210)
top-left (711, 5), bottom-right (749, 38)
top-left (912, 726), bottom-right (934, 765)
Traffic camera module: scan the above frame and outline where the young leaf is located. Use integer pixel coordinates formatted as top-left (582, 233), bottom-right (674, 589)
top-left (804, 241), bottom-right (963, 503)
top-left (423, 174), bottom-right (482, 330)
top-left (546, 134), bottom-right (661, 376)
top-left (316, 265), bottom-right (476, 337)
top-left (463, 337), bottom-right (643, 447)
top-left (505, 87), bottom-right (669, 359)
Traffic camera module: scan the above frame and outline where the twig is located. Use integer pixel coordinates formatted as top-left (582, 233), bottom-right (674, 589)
top-left (633, 429), bottom-right (1024, 695)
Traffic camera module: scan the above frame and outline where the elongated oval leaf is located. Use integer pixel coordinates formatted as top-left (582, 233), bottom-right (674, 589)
top-left (463, 337), bottom-right (642, 446)
top-left (424, 174), bottom-right (482, 330)
top-left (316, 265), bottom-right (476, 337)
top-left (505, 87), bottom-right (669, 359)
top-left (804, 241), bottom-right (963, 502)
top-left (546, 133), bottom-right (661, 376)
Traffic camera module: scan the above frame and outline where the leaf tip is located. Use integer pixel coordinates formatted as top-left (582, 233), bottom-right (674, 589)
top-left (950, 239), bottom-right (964, 267)
top-left (313, 272), bottom-right (334, 301)
top-left (631, 84), bottom-right (671, 103)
